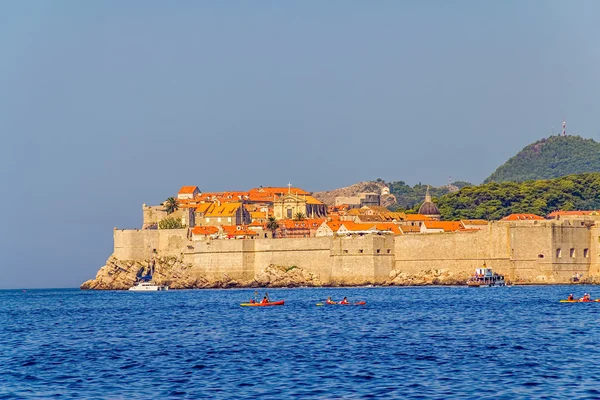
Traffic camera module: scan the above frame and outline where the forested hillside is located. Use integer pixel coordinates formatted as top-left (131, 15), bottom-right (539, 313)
top-left (485, 136), bottom-right (600, 183)
top-left (388, 180), bottom-right (471, 210)
top-left (436, 173), bottom-right (600, 220)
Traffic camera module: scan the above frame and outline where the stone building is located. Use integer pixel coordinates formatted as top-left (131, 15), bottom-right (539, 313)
top-left (177, 186), bottom-right (200, 200)
top-left (195, 202), bottom-right (251, 226)
top-left (273, 193), bottom-right (327, 220)
top-left (335, 192), bottom-right (381, 208)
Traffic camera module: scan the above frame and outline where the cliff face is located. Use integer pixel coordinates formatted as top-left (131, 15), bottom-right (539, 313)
top-left (81, 257), bottom-right (475, 290)
top-left (80, 257), bottom-right (325, 290)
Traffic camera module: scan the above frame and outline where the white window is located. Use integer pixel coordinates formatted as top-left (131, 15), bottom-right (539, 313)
top-left (206, 218), bottom-right (210, 222)
top-left (218, 217), bottom-right (221, 223)
top-left (228, 217), bottom-right (232, 222)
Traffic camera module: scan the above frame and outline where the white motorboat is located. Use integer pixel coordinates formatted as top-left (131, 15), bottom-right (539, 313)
top-left (467, 263), bottom-right (506, 287)
top-left (128, 281), bottom-right (169, 291)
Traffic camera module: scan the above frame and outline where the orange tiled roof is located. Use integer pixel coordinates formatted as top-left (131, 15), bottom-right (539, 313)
top-left (362, 206), bottom-right (391, 213)
top-left (501, 214), bottom-right (544, 221)
top-left (178, 186), bottom-right (198, 194)
top-left (205, 202), bottom-right (242, 217)
top-left (195, 203), bottom-right (213, 214)
top-left (250, 211), bottom-right (267, 219)
top-left (338, 221), bottom-right (376, 232)
top-left (191, 226), bottom-right (219, 235)
top-left (422, 221), bottom-right (463, 232)
top-left (373, 223), bottom-right (402, 235)
top-left (404, 214), bottom-right (432, 221)
top-left (249, 187), bottom-right (309, 196)
top-left (305, 196), bottom-right (323, 205)
top-left (221, 225), bottom-right (258, 237)
top-left (399, 225), bottom-right (421, 233)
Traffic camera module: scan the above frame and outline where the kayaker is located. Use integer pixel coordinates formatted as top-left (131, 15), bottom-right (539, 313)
top-left (340, 297), bottom-right (349, 305)
top-left (326, 296), bottom-right (336, 305)
top-left (260, 293), bottom-right (270, 304)
top-left (567, 294), bottom-right (574, 301)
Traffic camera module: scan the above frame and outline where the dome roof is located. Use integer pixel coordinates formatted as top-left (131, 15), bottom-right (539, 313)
top-left (418, 186), bottom-right (440, 216)
top-left (419, 201), bottom-right (440, 216)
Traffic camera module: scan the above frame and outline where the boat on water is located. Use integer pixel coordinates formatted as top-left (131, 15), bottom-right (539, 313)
top-left (128, 281), bottom-right (169, 291)
top-left (240, 300), bottom-right (284, 307)
top-left (316, 301), bottom-right (366, 306)
top-left (467, 264), bottom-right (506, 287)
top-left (560, 299), bottom-right (600, 303)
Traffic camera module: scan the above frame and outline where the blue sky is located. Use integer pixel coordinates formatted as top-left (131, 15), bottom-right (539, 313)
top-left (1, 1), bottom-right (599, 288)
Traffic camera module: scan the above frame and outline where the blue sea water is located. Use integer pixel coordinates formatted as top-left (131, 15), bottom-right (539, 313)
top-left (1, 286), bottom-right (600, 399)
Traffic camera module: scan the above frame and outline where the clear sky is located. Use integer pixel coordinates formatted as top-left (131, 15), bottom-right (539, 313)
top-left (1, 1), bottom-right (599, 289)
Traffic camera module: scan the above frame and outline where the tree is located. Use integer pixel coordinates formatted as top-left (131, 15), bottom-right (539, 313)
top-left (164, 197), bottom-right (179, 215)
top-left (266, 217), bottom-right (279, 238)
top-left (294, 212), bottom-right (306, 221)
top-left (158, 216), bottom-right (184, 229)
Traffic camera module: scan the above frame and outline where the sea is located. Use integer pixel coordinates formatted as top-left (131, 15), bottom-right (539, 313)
top-left (1, 286), bottom-right (600, 399)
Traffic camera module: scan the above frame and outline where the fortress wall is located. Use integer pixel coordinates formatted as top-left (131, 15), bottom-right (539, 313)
top-left (113, 229), bottom-right (189, 261)
top-left (253, 237), bottom-right (333, 281)
top-left (331, 236), bottom-right (395, 284)
top-left (113, 229), bottom-right (158, 261)
top-left (549, 222), bottom-right (591, 281)
top-left (508, 223), bottom-right (553, 282)
top-left (393, 226), bottom-right (510, 277)
top-left (507, 221), bottom-right (592, 283)
top-left (190, 239), bottom-right (255, 280)
top-left (589, 226), bottom-right (600, 276)
top-left (111, 222), bottom-right (599, 285)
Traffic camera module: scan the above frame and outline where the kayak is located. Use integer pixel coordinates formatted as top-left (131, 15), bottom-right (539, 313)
top-left (240, 300), bottom-right (284, 307)
top-left (316, 301), bottom-right (366, 306)
top-left (559, 299), bottom-right (600, 303)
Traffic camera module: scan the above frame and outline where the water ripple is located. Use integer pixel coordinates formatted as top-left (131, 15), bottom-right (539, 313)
top-left (0, 286), bottom-right (599, 398)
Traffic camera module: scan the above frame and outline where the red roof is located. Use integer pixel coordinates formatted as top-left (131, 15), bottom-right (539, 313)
top-left (191, 226), bottom-right (219, 235)
top-left (502, 214), bottom-right (544, 221)
top-left (422, 221), bottom-right (463, 232)
top-left (178, 186), bottom-right (198, 194)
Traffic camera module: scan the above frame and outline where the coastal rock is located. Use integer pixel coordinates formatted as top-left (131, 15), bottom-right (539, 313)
top-left (81, 258), bottom-right (323, 290)
top-left (252, 264), bottom-right (322, 288)
top-left (80, 255), bottom-right (198, 290)
top-left (385, 268), bottom-right (471, 286)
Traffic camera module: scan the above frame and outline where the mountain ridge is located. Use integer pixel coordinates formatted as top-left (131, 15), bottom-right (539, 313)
top-left (485, 135), bottom-right (600, 183)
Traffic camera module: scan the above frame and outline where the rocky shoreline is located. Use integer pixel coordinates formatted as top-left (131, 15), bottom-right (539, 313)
top-left (80, 256), bottom-right (476, 290)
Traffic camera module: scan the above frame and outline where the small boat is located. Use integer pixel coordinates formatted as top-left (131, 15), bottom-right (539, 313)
top-left (467, 263), bottom-right (505, 287)
top-left (240, 300), bottom-right (285, 307)
top-left (128, 281), bottom-right (169, 291)
top-left (316, 301), bottom-right (366, 306)
top-left (560, 299), bottom-right (600, 303)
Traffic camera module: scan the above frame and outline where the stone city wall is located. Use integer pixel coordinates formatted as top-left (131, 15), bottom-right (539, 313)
top-left (108, 220), bottom-right (599, 286)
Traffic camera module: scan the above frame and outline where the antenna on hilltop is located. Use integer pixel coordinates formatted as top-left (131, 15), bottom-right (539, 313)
top-left (562, 118), bottom-right (567, 136)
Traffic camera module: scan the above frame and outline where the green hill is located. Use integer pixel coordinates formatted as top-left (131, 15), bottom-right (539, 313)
top-left (437, 172), bottom-right (600, 220)
top-left (485, 136), bottom-right (600, 183)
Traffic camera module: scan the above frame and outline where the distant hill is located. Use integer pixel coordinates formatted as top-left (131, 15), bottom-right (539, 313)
top-left (312, 179), bottom-right (472, 211)
top-left (485, 135), bottom-right (600, 183)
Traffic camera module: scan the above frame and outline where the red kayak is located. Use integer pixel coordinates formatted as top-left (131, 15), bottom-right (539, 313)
top-left (240, 300), bottom-right (284, 307)
top-left (317, 301), bottom-right (366, 306)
